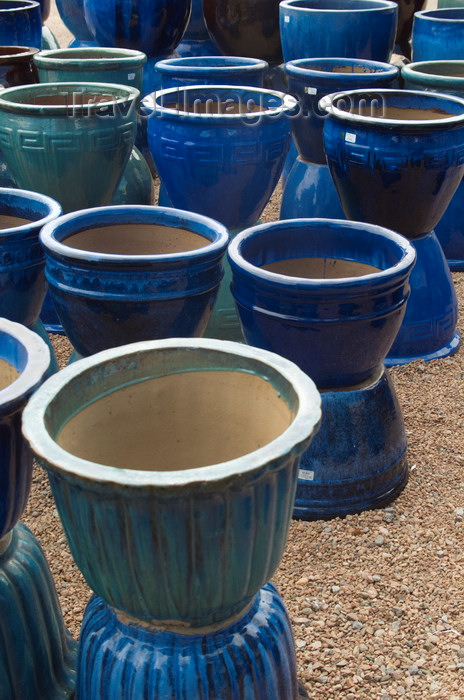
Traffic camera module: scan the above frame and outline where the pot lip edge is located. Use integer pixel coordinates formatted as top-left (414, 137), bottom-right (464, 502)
top-left (279, 0), bottom-right (398, 12)
top-left (21, 337), bottom-right (322, 489)
top-left (0, 319), bottom-right (50, 407)
top-left (0, 186), bottom-right (62, 234)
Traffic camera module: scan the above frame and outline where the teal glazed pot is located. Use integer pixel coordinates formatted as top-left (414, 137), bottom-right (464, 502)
top-left (412, 8), bottom-right (464, 61)
top-left (402, 60), bottom-right (464, 269)
top-left (148, 85), bottom-right (295, 229)
top-left (0, 0), bottom-right (42, 50)
top-left (40, 205), bottom-right (229, 356)
top-left (279, 0), bottom-right (398, 63)
top-left (0, 82), bottom-right (139, 213)
top-left (34, 47), bottom-right (147, 93)
top-left (22, 337), bottom-right (321, 626)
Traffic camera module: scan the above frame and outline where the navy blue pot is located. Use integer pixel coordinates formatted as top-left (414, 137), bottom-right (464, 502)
top-left (228, 218), bottom-right (416, 389)
top-left (175, 0), bottom-right (217, 57)
top-left (148, 85), bottom-right (295, 230)
top-left (0, 0), bottom-right (42, 50)
top-left (76, 583), bottom-right (298, 700)
top-left (279, 0), bottom-right (398, 63)
top-left (155, 56), bottom-right (268, 89)
top-left (40, 205), bottom-right (229, 357)
top-left (412, 8), bottom-right (464, 61)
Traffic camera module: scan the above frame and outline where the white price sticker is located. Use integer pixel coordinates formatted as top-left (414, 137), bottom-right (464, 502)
top-left (345, 132), bottom-right (356, 143)
top-left (128, 73), bottom-right (136, 80)
top-left (299, 470), bottom-right (315, 482)
top-left (304, 87), bottom-right (317, 95)
top-left (284, 15), bottom-right (290, 21)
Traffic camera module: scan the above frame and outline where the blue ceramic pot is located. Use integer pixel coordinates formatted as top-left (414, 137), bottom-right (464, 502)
top-left (0, 188), bottom-right (61, 328)
top-left (0, 82), bottom-right (139, 214)
top-left (321, 87), bottom-right (464, 362)
top-left (40, 205), bottom-right (229, 356)
top-left (412, 8), bottom-right (464, 61)
top-left (22, 337), bottom-right (321, 626)
top-left (175, 0), bottom-right (217, 57)
top-left (148, 85), bottom-right (295, 229)
top-left (228, 218), bottom-right (415, 389)
top-left (279, 0), bottom-right (398, 63)
top-left (83, 0), bottom-right (191, 59)
top-left (0, 0), bottom-right (42, 50)
top-left (55, 0), bottom-right (95, 46)
top-left (0, 318), bottom-right (50, 538)
top-left (155, 56), bottom-right (268, 89)
top-left (76, 584), bottom-right (298, 700)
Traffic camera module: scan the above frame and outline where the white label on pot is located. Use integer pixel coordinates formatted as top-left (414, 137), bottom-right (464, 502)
top-left (345, 132), bottom-right (356, 143)
top-left (305, 87), bottom-right (317, 95)
top-left (284, 15), bottom-right (290, 21)
top-left (128, 73), bottom-right (136, 80)
top-left (299, 469), bottom-right (315, 481)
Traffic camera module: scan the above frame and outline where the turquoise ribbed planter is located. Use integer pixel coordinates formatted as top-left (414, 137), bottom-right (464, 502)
top-left (22, 338), bottom-right (321, 627)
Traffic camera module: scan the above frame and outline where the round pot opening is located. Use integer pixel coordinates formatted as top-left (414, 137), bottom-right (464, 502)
top-left (0, 359), bottom-right (20, 391)
top-left (261, 257), bottom-right (382, 279)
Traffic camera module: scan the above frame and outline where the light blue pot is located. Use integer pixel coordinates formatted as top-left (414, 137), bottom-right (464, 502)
top-left (22, 338), bottom-right (321, 627)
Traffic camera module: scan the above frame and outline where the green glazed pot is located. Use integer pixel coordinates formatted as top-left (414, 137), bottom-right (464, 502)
top-left (0, 81), bottom-right (139, 213)
top-left (22, 337), bottom-right (321, 628)
top-left (33, 47), bottom-right (147, 93)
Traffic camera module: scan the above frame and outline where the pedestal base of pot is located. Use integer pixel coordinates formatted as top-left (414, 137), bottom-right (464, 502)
top-left (280, 158), bottom-right (345, 220)
top-left (76, 582), bottom-right (300, 700)
top-left (42, 25), bottom-right (60, 50)
top-left (293, 366), bottom-right (408, 520)
top-left (174, 37), bottom-right (218, 57)
top-left (0, 522), bottom-right (77, 699)
top-left (385, 230), bottom-right (460, 365)
top-left (435, 178), bottom-right (464, 271)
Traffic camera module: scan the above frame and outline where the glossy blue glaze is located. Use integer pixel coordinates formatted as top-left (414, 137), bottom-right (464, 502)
top-left (76, 584), bottom-right (298, 700)
top-left (228, 218), bottom-right (415, 389)
top-left (40, 206), bottom-right (229, 356)
top-left (412, 8), bottom-right (464, 61)
top-left (279, 0), bottom-right (398, 63)
top-left (22, 338), bottom-right (321, 626)
top-left (0, 522), bottom-right (77, 699)
top-left (385, 231), bottom-right (460, 364)
top-left (155, 56), bottom-right (268, 89)
top-left (148, 86), bottom-right (295, 229)
top-left (0, 319), bottom-right (50, 537)
top-left (175, 0), bottom-right (217, 57)
top-left (0, 0), bottom-right (42, 50)
top-left (280, 158), bottom-right (345, 220)
top-left (56, 0), bottom-right (94, 43)
top-left (294, 367), bottom-right (408, 519)
top-left (0, 188), bottom-right (61, 328)
top-left (83, 0), bottom-right (191, 59)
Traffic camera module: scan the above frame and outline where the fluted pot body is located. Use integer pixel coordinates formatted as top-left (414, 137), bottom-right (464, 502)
top-left (228, 218), bottom-right (416, 389)
top-left (34, 47), bottom-right (147, 93)
top-left (0, 188), bottom-right (61, 327)
top-left (279, 0), bottom-right (398, 63)
top-left (0, 82), bottom-right (139, 214)
top-left (40, 205), bottom-right (229, 356)
top-left (83, 0), bottom-right (191, 58)
top-left (202, 0), bottom-right (283, 66)
top-left (148, 85), bottom-right (295, 229)
top-left (155, 56), bottom-right (268, 89)
top-left (0, 0), bottom-right (42, 50)
top-left (0, 319), bottom-right (50, 538)
top-left (412, 8), bottom-right (464, 61)
top-left (22, 337), bottom-right (321, 626)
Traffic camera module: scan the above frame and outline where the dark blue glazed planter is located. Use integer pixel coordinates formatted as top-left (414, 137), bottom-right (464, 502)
top-left (228, 218), bottom-right (415, 389)
top-left (279, 0), bottom-right (398, 63)
top-left (412, 8), bottom-right (464, 61)
top-left (40, 205), bottom-right (229, 357)
top-left (321, 88), bottom-right (464, 363)
top-left (281, 57), bottom-right (398, 220)
top-left (55, 0), bottom-right (96, 46)
top-left (148, 85), bottom-right (295, 229)
top-left (76, 583), bottom-right (298, 700)
top-left (175, 0), bottom-right (217, 56)
top-left (0, 0), bottom-right (42, 50)
top-left (155, 56), bottom-right (268, 89)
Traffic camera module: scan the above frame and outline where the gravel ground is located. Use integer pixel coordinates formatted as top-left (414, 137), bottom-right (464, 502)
top-left (21, 5), bottom-right (464, 699)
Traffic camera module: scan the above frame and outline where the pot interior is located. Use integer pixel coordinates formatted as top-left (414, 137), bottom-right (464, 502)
top-left (62, 224), bottom-right (209, 255)
top-left (23, 92), bottom-right (116, 106)
top-left (0, 214), bottom-right (33, 228)
top-left (164, 99), bottom-right (266, 114)
top-left (57, 370), bottom-right (294, 471)
top-left (262, 256), bottom-right (381, 278)
top-left (0, 359), bottom-right (19, 391)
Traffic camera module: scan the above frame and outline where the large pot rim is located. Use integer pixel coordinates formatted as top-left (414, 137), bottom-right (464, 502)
top-left (402, 60), bottom-right (464, 85)
top-left (280, 0), bottom-right (398, 13)
top-left (285, 57), bottom-right (399, 81)
top-left (0, 45), bottom-right (38, 62)
top-left (21, 338), bottom-right (322, 488)
top-left (0, 318), bottom-right (50, 410)
top-left (34, 47), bottom-right (147, 70)
top-left (414, 7), bottom-right (464, 21)
top-left (0, 0), bottom-right (39, 10)
top-left (319, 87), bottom-right (464, 127)
top-left (39, 205), bottom-right (230, 264)
top-left (228, 217), bottom-right (416, 290)
top-left (0, 187), bottom-right (62, 234)
top-left (155, 56), bottom-right (269, 75)
top-left (152, 84), bottom-right (297, 122)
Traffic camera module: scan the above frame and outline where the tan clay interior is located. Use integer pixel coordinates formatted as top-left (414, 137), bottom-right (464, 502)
top-left (166, 100), bottom-right (267, 114)
top-left (62, 224), bottom-right (208, 255)
top-left (262, 256), bottom-right (381, 279)
top-left (346, 105), bottom-right (453, 120)
top-left (0, 215), bottom-right (33, 228)
top-left (0, 359), bottom-right (19, 391)
top-left (27, 93), bottom-right (115, 106)
top-left (313, 65), bottom-right (382, 74)
top-left (57, 370), bottom-right (294, 471)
